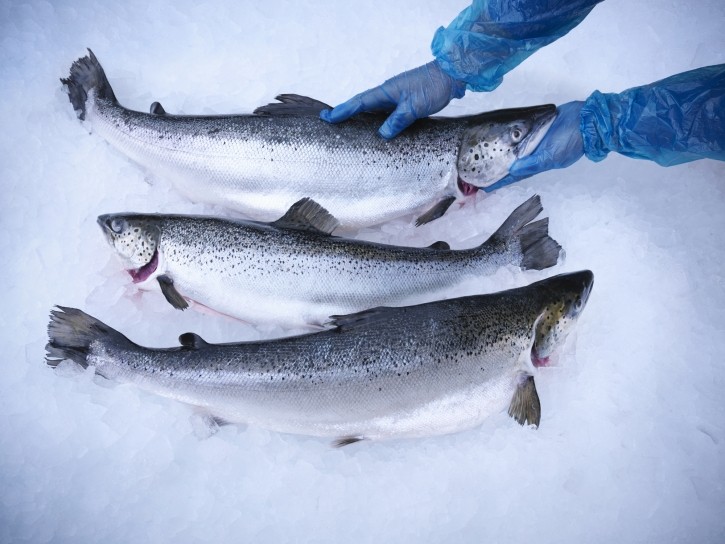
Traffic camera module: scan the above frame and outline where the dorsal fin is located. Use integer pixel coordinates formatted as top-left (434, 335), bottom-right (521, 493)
top-left (253, 94), bottom-right (332, 116)
top-left (327, 306), bottom-right (402, 332)
top-left (150, 101), bottom-right (166, 115)
top-left (427, 241), bottom-right (450, 250)
top-left (271, 198), bottom-right (340, 235)
top-left (179, 332), bottom-right (209, 350)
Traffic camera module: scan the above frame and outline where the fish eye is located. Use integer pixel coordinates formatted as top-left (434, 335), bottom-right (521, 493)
top-left (511, 128), bottom-right (522, 141)
top-left (110, 218), bottom-right (126, 234)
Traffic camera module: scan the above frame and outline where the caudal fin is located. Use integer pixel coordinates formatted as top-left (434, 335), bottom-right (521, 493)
top-left (46, 306), bottom-right (127, 368)
top-left (488, 195), bottom-right (562, 271)
top-left (518, 217), bottom-right (562, 270)
top-left (60, 49), bottom-right (117, 120)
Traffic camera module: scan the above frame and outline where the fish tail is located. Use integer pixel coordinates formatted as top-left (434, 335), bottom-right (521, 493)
top-left (487, 195), bottom-right (562, 271)
top-left (60, 49), bottom-right (117, 121)
top-left (45, 306), bottom-right (128, 369)
top-left (517, 217), bottom-right (562, 270)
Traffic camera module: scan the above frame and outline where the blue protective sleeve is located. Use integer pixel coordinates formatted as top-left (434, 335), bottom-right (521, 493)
top-left (581, 65), bottom-right (725, 166)
top-left (431, 0), bottom-right (603, 92)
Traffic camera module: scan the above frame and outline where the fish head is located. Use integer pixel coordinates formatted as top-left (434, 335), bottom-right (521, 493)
top-left (97, 214), bottom-right (162, 283)
top-left (456, 105), bottom-right (557, 190)
top-left (532, 270), bottom-right (594, 367)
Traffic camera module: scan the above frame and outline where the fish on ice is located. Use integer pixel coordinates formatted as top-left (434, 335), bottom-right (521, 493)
top-left (98, 195), bottom-right (561, 327)
top-left (62, 49), bottom-right (557, 228)
top-left (45, 270), bottom-right (594, 445)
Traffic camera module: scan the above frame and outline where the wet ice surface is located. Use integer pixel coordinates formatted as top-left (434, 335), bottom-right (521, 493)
top-left (2, 0), bottom-right (725, 542)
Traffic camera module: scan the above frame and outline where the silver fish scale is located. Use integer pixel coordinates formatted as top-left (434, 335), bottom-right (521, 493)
top-left (155, 215), bottom-right (514, 325)
top-left (90, 97), bottom-right (462, 226)
top-left (90, 289), bottom-right (543, 439)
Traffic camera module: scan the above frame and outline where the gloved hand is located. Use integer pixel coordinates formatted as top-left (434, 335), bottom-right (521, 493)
top-left (485, 101), bottom-right (585, 191)
top-left (320, 60), bottom-right (466, 139)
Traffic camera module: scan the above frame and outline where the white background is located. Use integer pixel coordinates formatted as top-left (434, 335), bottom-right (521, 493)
top-left (1, 0), bottom-right (724, 542)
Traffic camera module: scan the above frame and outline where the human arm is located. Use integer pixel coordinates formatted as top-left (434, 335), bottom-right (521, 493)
top-left (488, 64), bottom-right (725, 191)
top-left (320, 0), bottom-right (603, 138)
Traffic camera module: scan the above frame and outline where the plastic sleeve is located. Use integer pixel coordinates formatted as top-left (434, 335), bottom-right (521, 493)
top-left (581, 64), bottom-right (725, 166)
top-left (431, 0), bottom-right (603, 91)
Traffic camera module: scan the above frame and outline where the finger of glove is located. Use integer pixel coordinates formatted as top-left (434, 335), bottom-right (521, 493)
top-left (320, 87), bottom-right (396, 123)
top-left (508, 152), bottom-right (551, 178)
top-left (379, 103), bottom-right (419, 139)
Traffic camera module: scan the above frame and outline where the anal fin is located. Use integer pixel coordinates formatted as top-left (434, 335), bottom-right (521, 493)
top-left (158, 275), bottom-right (189, 310)
top-left (332, 436), bottom-right (365, 448)
top-left (415, 196), bottom-right (456, 227)
top-left (508, 375), bottom-right (541, 428)
top-left (190, 412), bottom-right (230, 439)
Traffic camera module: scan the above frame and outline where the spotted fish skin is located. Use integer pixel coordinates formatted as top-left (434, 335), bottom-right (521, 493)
top-left (45, 271), bottom-right (594, 442)
top-left (63, 50), bottom-right (556, 228)
top-left (98, 196), bottom-right (562, 327)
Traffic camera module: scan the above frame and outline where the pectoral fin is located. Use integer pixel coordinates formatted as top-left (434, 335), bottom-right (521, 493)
top-left (157, 275), bottom-right (189, 310)
top-left (415, 196), bottom-right (456, 227)
top-left (508, 375), bottom-right (541, 428)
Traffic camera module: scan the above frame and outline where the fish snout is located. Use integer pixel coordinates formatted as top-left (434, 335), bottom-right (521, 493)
top-left (97, 214), bottom-right (112, 231)
top-left (516, 104), bottom-right (558, 159)
top-left (96, 214), bottom-right (117, 244)
top-left (578, 270), bottom-right (594, 308)
top-left (529, 104), bottom-right (558, 128)
top-left (97, 214), bottom-right (128, 238)
top-left (547, 269), bottom-right (593, 297)
top-left (565, 270), bottom-right (594, 312)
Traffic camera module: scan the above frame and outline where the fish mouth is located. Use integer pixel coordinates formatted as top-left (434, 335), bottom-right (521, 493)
top-left (531, 347), bottom-right (550, 368)
top-left (457, 176), bottom-right (479, 196)
top-left (127, 249), bottom-right (158, 283)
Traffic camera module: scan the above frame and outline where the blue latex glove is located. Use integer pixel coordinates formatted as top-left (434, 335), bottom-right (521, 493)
top-left (319, 60), bottom-right (466, 139)
top-left (486, 101), bottom-right (585, 191)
